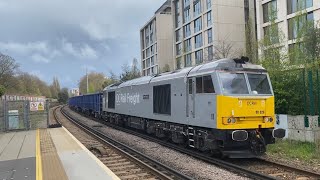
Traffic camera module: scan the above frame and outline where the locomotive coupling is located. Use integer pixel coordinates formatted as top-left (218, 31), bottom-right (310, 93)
top-left (272, 128), bottom-right (286, 138)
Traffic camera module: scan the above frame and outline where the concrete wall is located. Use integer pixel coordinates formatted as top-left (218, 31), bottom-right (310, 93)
top-left (275, 114), bottom-right (320, 143)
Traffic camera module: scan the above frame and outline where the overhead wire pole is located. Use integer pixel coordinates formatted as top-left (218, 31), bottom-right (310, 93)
top-left (86, 67), bottom-right (89, 94)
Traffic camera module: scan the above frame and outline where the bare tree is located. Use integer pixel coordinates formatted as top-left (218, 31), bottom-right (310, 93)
top-left (0, 53), bottom-right (19, 89)
top-left (212, 40), bottom-right (234, 59)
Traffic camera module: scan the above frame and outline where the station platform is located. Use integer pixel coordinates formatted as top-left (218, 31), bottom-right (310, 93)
top-left (0, 127), bottom-right (119, 180)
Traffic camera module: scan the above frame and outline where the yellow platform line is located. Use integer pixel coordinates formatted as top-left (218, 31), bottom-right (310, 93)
top-left (36, 129), bottom-right (43, 180)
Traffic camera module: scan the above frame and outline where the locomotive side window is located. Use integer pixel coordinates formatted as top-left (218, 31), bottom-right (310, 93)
top-left (153, 84), bottom-right (171, 115)
top-left (196, 77), bottom-right (203, 93)
top-left (108, 91), bottom-right (115, 109)
top-left (188, 79), bottom-right (192, 94)
top-left (195, 75), bottom-right (215, 93)
top-left (203, 75), bottom-right (215, 93)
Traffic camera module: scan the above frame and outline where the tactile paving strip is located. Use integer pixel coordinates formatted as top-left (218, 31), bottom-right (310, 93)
top-left (40, 129), bottom-right (68, 180)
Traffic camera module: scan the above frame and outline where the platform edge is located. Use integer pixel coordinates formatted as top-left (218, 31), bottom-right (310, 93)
top-left (61, 126), bottom-right (120, 180)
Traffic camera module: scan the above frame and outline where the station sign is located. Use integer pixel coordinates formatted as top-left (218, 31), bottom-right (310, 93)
top-left (30, 101), bottom-right (45, 111)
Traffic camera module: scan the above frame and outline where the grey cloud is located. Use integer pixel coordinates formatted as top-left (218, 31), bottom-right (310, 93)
top-left (0, 0), bottom-right (166, 88)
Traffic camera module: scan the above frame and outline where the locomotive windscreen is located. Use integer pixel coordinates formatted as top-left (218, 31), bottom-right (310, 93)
top-left (153, 84), bottom-right (171, 115)
top-left (247, 74), bottom-right (272, 94)
top-left (219, 72), bottom-right (272, 95)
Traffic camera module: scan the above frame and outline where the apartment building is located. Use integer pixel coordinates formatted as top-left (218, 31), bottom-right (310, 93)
top-left (256, 0), bottom-right (320, 60)
top-left (172, 0), bottom-right (255, 69)
top-left (140, 0), bottom-right (174, 76)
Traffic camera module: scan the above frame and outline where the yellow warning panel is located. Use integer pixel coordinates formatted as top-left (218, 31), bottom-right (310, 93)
top-left (38, 102), bottom-right (44, 111)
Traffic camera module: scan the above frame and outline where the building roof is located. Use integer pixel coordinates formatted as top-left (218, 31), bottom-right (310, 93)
top-left (155, 0), bottom-right (171, 14)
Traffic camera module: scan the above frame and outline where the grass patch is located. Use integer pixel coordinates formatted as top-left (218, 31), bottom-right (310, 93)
top-left (267, 139), bottom-right (320, 163)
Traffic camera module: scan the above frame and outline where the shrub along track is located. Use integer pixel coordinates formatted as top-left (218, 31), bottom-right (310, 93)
top-left (54, 106), bottom-right (192, 180)
top-left (64, 106), bottom-right (320, 180)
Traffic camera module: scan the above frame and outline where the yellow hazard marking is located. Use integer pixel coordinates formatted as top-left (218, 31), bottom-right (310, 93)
top-left (38, 102), bottom-right (44, 111)
top-left (36, 129), bottom-right (43, 180)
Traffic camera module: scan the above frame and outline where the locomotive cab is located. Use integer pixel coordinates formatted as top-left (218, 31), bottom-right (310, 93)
top-left (213, 60), bottom-right (285, 157)
top-left (186, 58), bottom-right (285, 157)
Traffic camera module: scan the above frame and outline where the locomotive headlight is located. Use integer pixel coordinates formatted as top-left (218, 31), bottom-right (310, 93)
top-left (227, 117), bottom-right (237, 124)
top-left (264, 117), bottom-right (273, 123)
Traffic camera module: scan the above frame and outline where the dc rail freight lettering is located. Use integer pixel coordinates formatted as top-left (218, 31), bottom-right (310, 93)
top-left (69, 58), bottom-right (286, 158)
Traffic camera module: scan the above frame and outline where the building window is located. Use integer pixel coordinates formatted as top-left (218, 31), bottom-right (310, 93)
top-left (185, 53), bottom-right (192, 67)
top-left (206, 0), bottom-right (211, 9)
top-left (175, 0), bottom-right (180, 13)
top-left (151, 45), bottom-right (154, 55)
top-left (145, 36), bottom-right (149, 47)
top-left (207, 28), bottom-right (212, 44)
top-left (287, 0), bottom-right (313, 15)
top-left (194, 17), bottom-right (202, 33)
top-left (263, 0), bottom-right (277, 23)
top-left (184, 0), bottom-right (190, 8)
top-left (263, 24), bottom-right (279, 44)
top-left (207, 11), bottom-right (212, 26)
top-left (150, 32), bottom-right (154, 44)
top-left (184, 38), bottom-right (192, 52)
top-left (154, 65), bottom-right (158, 74)
top-left (184, 23), bottom-right (191, 37)
top-left (176, 57), bottom-right (182, 69)
top-left (288, 43), bottom-right (304, 63)
top-left (146, 48), bottom-right (150, 57)
top-left (176, 43), bottom-right (182, 55)
top-left (195, 49), bottom-right (203, 64)
top-left (288, 12), bottom-right (313, 40)
top-left (146, 58), bottom-right (150, 67)
top-left (194, 0), bottom-right (201, 17)
top-left (176, 13), bottom-right (182, 28)
top-left (176, 29), bottom-right (182, 42)
top-left (195, 33), bottom-right (203, 48)
top-left (207, 45), bottom-right (213, 61)
top-left (184, 7), bottom-right (191, 23)
top-left (151, 56), bottom-right (154, 66)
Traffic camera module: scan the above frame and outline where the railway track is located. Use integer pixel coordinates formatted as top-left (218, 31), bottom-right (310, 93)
top-left (48, 106), bottom-right (62, 128)
top-left (55, 106), bottom-right (192, 180)
top-left (65, 106), bottom-right (320, 180)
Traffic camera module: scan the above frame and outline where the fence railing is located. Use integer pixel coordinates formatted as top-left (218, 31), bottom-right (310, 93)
top-left (0, 100), bottom-right (49, 132)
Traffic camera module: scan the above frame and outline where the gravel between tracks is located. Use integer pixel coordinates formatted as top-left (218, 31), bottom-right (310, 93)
top-left (63, 106), bottom-right (250, 180)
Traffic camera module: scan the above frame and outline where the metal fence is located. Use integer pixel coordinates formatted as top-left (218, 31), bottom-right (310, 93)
top-left (0, 100), bottom-right (49, 132)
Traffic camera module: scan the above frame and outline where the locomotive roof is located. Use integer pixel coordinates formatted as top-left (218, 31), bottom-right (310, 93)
top-left (104, 58), bottom-right (266, 90)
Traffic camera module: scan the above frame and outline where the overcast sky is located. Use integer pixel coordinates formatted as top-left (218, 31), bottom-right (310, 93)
top-left (0, 0), bottom-right (165, 89)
